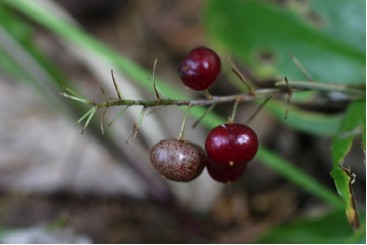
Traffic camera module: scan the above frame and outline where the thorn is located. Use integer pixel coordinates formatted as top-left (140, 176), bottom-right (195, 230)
top-left (192, 104), bottom-right (216, 129)
top-left (126, 106), bottom-right (147, 144)
top-left (100, 106), bottom-right (108, 135)
top-left (288, 53), bottom-right (314, 82)
top-left (203, 90), bottom-right (212, 100)
top-left (245, 96), bottom-right (272, 124)
top-left (152, 58), bottom-right (160, 101)
top-left (108, 106), bottom-right (129, 127)
top-left (111, 69), bottom-right (123, 100)
top-left (100, 87), bottom-right (108, 102)
top-left (228, 58), bottom-right (255, 94)
top-left (284, 77), bottom-right (292, 120)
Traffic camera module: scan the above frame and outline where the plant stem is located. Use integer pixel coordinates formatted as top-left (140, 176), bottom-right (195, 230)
top-left (63, 80), bottom-right (365, 110)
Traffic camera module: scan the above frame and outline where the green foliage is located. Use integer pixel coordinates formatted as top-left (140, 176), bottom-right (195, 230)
top-left (204, 0), bottom-right (365, 136)
top-left (331, 100), bottom-right (365, 228)
top-left (204, 0), bottom-right (365, 84)
top-left (257, 210), bottom-right (365, 243)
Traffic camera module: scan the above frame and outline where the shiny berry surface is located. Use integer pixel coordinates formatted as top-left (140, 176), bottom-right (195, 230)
top-left (207, 159), bottom-right (246, 183)
top-left (178, 46), bottom-right (221, 91)
top-left (205, 123), bottom-right (258, 166)
top-left (150, 139), bottom-right (207, 182)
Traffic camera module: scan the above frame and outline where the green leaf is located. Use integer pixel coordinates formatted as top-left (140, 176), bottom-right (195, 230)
top-left (265, 100), bottom-right (342, 136)
top-left (331, 100), bottom-right (365, 229)
top-left (204, 0), bottom-right (365, 84)
top-left (257, 210), bottom-right (364, 243)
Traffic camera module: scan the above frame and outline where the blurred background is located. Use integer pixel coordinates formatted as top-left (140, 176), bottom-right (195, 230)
top-left (0, 0), bottom-right (365, 243)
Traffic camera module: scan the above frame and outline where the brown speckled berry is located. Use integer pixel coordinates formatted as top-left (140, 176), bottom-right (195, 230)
top-left (150, 139), bottom-right (207, 182)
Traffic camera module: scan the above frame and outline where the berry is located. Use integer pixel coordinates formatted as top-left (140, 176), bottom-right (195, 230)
top-left (207, 159), bottom-right (246, 183)
top-left (178, 46), bottom-right (221, 91)
top-left (150, 139), bottom-right (207, 182)
top-left (205, 123), bottom-right (258, 166)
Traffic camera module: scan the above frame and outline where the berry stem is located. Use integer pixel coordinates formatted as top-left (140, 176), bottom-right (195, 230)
top-left (228, 98), bottom-right (240, 123)
top-left (177, 105), bottom-right (192, 140)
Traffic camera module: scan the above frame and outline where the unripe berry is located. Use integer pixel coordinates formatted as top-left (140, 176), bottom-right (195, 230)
top-left (150, 139), bottom-right (207, 182)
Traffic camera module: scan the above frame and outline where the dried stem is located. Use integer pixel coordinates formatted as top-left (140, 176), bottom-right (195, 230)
top-left (111, 69), bottom-right (123, 99)
top-left (288, 53), bottom-right (314, 82)
top-left (192, 104), bottom-right (216, 129)
top-left (152, 58), bottom-right (161, 101)
top-left (284, 77), bottom-right (292, 119)
top-left (245, 96), bottom-right (272, 124)
top-left (126, 106), bottom-right (148, 143)
top-left (229, 58), bottom-right (255, 94)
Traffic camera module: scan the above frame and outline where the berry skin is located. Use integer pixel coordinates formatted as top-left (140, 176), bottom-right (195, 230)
top-left (207, 159), bottom-right (246, 183)
top-left (205, 123), bottom-right (258, 166)
top-left (178, 46), bottom-right (221, 91)
top-left (150, 139), bottom-right (207, 182)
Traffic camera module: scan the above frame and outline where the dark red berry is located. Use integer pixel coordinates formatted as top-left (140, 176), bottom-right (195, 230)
top-left (207, 159), bottom-right (246, 183)
top-left (178, 46), bottom-right (221, 91)
top-left (150, 139), bottom-right (207, 182)
top-left (205, 123), bottom-right (258, 166)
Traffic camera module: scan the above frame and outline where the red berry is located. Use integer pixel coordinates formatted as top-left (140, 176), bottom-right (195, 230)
top-left (150, 139), bottom-right (207, 182)
top-left (205, 123), bottom-right (258, 166)
top-left (207, 159), bottom-right (246, 183)
top-left (178, 46), bottom-right (221, 91)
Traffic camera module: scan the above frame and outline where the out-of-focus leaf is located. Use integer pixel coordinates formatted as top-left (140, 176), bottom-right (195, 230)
top-left (257, 210), bottom-right (364, 243)
top-left (265, 100), bottom-right (342, 136)
top-left (204, 0), bottom-right (365, 136)
top-left (204, 0), bottom-right (365, 84)
top-left (331, 100), bottom-right (365, 229)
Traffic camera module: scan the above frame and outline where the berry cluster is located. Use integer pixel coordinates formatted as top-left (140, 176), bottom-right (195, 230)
top-left (150, 47), bottom-right (258, 183)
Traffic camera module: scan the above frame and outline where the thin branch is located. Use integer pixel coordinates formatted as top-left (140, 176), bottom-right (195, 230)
top-left (275, 80), bottom-right (365, 96)
top-left (62, 81), bottom-right (365, 122)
